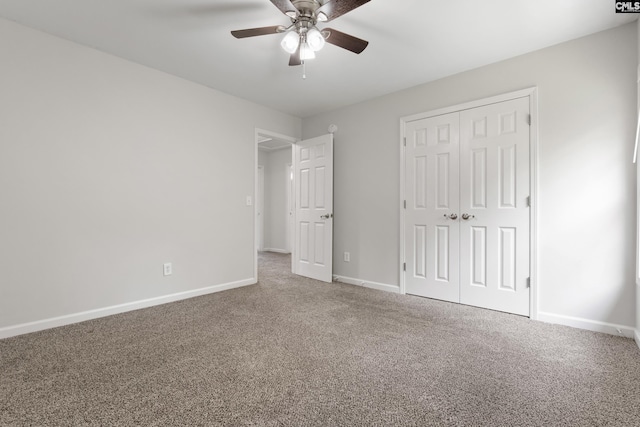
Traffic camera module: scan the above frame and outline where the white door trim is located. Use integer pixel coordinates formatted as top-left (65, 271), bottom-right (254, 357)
top-left (399, 87), bottom-right (539, 319)
top-left (257, 165), bottom-right (265, 252)
top-left (286, 163), bottom-right (293, 254)
top-left (254, 128), bottom-right (298, 280)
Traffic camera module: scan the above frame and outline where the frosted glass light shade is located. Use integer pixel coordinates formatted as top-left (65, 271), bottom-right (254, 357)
top-left (307, 28), bottom-right (325, 51)
top-left (300, 43), bottom-right (316, 60)
top-left (281, 31), bottom-right (300, 54)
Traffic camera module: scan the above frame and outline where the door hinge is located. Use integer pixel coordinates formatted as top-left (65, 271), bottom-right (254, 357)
top-left (526, 196), bottom-right (531, 207)
top-left (527, 114), bottom-right (531, 126)
top-left (403, 200), bottom-right (407, 209)
top-left (403, 262), bottom-right (406, 272)
top-left (403, 137), bottom-right (406, 147)
top-left (526, 277), bottom-right (531, 288)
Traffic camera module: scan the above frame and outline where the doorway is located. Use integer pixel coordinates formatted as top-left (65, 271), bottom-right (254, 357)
top-left (253, 129), bottom-right (298, 280)
top-left (254, 130), bottom-right (335, 283)
top-left (255, 130), bottom-right (296, 279)
top-left (400, 89), bottom-right (538, 317)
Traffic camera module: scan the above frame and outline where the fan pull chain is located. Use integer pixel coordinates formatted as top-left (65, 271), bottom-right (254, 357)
top-left (302, 60), bottom-right (306, 79)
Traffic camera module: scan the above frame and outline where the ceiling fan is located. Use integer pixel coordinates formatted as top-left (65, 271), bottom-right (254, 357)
top-left (231, 0), bottom-right (370, 67)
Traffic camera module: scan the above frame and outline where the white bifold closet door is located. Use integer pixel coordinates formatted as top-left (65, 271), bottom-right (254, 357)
top-left (405, 97), bottom-right (530, 316)
top-left (405, 112), bottom-right (461, 303)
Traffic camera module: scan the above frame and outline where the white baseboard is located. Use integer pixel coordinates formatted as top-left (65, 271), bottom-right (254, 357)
top-left (263, 248), bottom-right (291, 254)
top-left (537, 311), bottom-right (636, 339)
top-left (635, 329), bottom-right (640, 350)
top-left (0, 278), bottom-right (256, 340)
top-left (333, 275), bottom-right (400, 294)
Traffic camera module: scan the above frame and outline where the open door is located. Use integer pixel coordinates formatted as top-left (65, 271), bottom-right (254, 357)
top-left (293, 134), bottom-right (334, 282)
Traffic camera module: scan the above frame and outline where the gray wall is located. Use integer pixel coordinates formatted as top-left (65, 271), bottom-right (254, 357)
top-left (0, 18), bottom-right (301, 334)
top-left (303, 22), bottom-right (638, 330)
top-left (637, 20), bottom-right (640, 339)
top-left (1, 16), bottom-right (637, 338)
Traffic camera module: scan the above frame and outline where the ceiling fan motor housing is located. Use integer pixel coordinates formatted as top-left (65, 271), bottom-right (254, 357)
top-left (292, 0), bottom-right (323, 18)
top-left (290, 0), bottom-right (324, 33)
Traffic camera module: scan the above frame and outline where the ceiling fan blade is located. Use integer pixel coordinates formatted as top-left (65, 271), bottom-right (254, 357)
top-left (289, 46), bottom-right (302, 66)
top-left (317, 0), bottom-right (371, 22)
top-left (323, 28), bottom-right (368, 54)
top-left (270, 0), bottom-right (298, 17)
top-left (231, 25), bottom-right (285, 38)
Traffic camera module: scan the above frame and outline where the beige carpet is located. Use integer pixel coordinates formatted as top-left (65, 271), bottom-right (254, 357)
top-left (1, 251), bottom-right (639, 426)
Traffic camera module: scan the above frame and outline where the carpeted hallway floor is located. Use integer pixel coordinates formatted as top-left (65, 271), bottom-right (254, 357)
top-left (1, 251), bottom-right (639, 426)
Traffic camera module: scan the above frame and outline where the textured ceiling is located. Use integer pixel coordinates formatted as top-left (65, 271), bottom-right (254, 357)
top-left (0, 0), bottom-right (635, 117)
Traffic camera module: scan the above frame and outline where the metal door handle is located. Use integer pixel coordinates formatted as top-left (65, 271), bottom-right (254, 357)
top-left (320, 213), bottom-right (333, 219)
top-left (444, 213), bottom-right (458, 220)
top-left (462, 213), bottom-right (475, 220)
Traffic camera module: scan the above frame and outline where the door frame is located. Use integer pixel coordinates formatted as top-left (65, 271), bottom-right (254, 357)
top-left (399, 87), bottom-right (539, 319)
top-left (257, 165), bottom-right (265, 252)
top-left (286, 163), bottom-right (294, 254)
top-left (254, 128), bottom-right (298, 280)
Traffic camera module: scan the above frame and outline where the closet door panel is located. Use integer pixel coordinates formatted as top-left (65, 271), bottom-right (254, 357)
top-left (405, 113), bottom-right (460, 302)
top-left (459, 97), bottom-right (530, 316)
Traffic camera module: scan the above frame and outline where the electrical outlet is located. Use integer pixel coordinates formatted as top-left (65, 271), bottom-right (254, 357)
top-left (246, 196), bottom-right (253, 206)
top-left (163, 263), bottom-right (172, 276)
top-left (343, 252), bottom-right (350, 262)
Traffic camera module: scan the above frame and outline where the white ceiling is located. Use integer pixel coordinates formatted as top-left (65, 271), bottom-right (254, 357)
top-left (258, 137), bottom-right (292, 151)
top-left (0, 0), bottom-right (635, 118)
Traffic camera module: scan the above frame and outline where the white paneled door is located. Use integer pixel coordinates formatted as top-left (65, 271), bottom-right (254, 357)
top-left (459, 97), bottom-right (530, 315)
top-left (404, 96), bottom-right (531, 316)
top-left (405, 112), bottom-right (461, 302)
top-left (294, 134), bottom-right (333, 282)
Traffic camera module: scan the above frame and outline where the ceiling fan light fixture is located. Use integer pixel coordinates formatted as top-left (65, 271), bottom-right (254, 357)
top-left (307, 28), bottom-right (325, 51)
top-left (280, 31), bottom-right (300, 54)
top-left (231, 0), bottom-right (371, 67)
top-left (300, 42), bottom-right (316, 60)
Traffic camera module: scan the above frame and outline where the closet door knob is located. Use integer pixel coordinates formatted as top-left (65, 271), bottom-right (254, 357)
top-left (462, 213), bottom-right (475, 220)
top-left (444, 213), bottom-right (458, 220)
